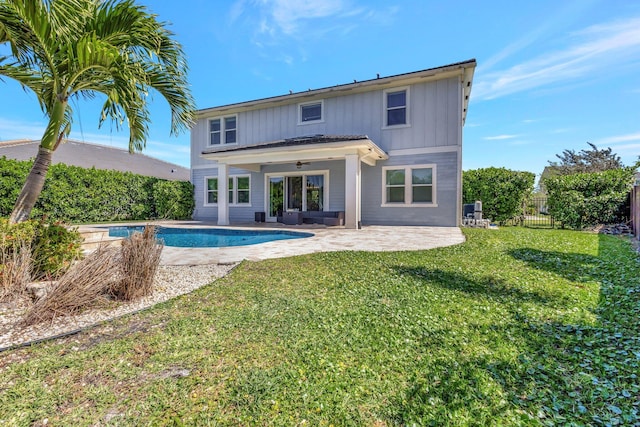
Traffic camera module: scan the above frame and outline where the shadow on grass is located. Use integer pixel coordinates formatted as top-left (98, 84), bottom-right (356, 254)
top-left (388, 238), bottom-right (640, 425)
top-left (509, 247), bottom-right (605, 284)
top-left (394, 266), bottom-right (551, 305)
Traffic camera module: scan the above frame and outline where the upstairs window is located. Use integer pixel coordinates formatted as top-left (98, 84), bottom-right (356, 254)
top-left (384, 88), bottom-right (408, 127)
top-left (209, 115), bottom-right (237, 145)
top-left (298, 100), bottom-right (324, 124)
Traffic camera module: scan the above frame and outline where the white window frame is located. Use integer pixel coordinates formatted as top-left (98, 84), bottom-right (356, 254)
top-left (382, 87), bottom-right (410, 129)
top-left (204, 174), bottom-right (251, 207)
top-left (297, 100), bottom-right (324, 125)
top-left (208, 115), bottom-right (238, 146)
top-left (264, 170), bottom-right (330, 218)
top-left (381, 164), bottom-right (437, 207)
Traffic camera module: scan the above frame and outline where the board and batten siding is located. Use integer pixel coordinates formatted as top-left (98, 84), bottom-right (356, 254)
top-left (361, 151), bottom-right (460, 226)
top-left (191, 77), bottom-right (462, 169)
top-left (192, 160), bottom-right (347, 221)
top-left (191, 167), bottom-right (264, 223)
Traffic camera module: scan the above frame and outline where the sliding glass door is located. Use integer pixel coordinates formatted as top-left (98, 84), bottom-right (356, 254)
top-left (268, 177), bottom-right (284, 219)
top-left (306, 175), bottom-right (323, 211)
top-left (286, 176), bottom-right (303, 211)
top-left (266, 173), bottom-right (326, 221)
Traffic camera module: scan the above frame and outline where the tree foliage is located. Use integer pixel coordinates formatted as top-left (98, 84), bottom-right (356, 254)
top-left (462, 167), bottom-right (535, 224)
top-left (0, 0), bottom-right (195, 222)
top-left (545, 167), bottom-right (637, 229)
top-left (548, 142), bottom-right (624, 175)
top-left (0, 157), bottom-right (194, 222)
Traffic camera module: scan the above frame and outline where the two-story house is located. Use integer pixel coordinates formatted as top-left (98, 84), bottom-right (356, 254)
top-left (190, 59), bottom-right (476, 229)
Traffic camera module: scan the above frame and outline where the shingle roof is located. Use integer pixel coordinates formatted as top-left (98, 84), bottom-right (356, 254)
top-left (0, 139), bottom-right (189, 181)
top-left (202, 134), bottom-right (369, 155)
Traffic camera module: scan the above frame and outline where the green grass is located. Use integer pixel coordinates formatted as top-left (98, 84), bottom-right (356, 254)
top-left (1, 228), bottom-right (639, 425)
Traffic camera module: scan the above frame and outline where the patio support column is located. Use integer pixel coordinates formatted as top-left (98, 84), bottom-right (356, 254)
top-left (217, 163), bottom-right (230, 226)
top-left (344, 154), bottom-right (361, 229)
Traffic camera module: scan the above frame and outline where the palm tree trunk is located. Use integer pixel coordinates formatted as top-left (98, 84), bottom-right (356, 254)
top-left (9, 98), bottom-right (67, 224)
top-left (8, 146), bottom-right (54, 223)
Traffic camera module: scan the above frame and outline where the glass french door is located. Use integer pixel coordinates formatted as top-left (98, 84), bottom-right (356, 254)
top-left (267, 174), bottom-right (325, 221)
top-left (268, 177), bottom-right (284, 220)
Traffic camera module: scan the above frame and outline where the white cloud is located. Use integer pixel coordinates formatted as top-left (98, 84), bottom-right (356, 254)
top-left (474, 16), bottom-right (640, 100)
top-left (596, 132), bottom-right (640, 145)
top-left (0, 117), bottom-right (47, 140)
top-left (483, 134), bottom-right (520, 140)
top-left (479, 0), bottom-right (595, 72)
top-left (239, 0), bottom-right (396, 42)
top-left (267, 0), bottom-right (346, 35)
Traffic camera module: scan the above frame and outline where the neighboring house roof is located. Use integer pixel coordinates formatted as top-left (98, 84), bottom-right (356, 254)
top-left (0, 139), bottom-right (189, 181)
top-left (197, 59), bottom-right (476, 125)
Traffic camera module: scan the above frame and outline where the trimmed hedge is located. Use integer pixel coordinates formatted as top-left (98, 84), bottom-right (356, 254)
top-left (545, 167), bottom-right (636, 229)
top-left (463, 167), bottom-right (535, 224)
top-left (0, 157), bottom-right (194, 222)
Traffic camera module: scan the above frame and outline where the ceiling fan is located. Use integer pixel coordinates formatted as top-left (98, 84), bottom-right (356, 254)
top-left (296, 161), bottom-right (310, 169)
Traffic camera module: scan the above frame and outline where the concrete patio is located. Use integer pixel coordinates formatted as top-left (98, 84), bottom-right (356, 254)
top-left (160, 222), bottom-right (464, 265)
top-left (80, 221), bottom-right (466, 265)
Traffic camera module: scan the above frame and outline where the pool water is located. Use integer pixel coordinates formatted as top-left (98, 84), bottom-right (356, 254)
top-left (108, 226), bottom-right (313, 248)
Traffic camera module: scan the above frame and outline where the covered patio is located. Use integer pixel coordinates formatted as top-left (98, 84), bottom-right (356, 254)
top-left (200, 135), bottom-right (388, 229)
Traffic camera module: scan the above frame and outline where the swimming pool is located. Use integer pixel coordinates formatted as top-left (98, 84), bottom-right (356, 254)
top-left (108, 226), bottom-right (313, 248)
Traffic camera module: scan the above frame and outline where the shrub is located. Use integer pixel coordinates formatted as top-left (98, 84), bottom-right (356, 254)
top-left (112, 225), bottom-right (163, 301)
top-left (0, 156), bottom-right (30, 216)
top-left (152, 180), bottom-right (195, 219)
top-left (31, 220), bottom-right (83, 280)
top-left (1, 157), bottom-right (193, 222)
top-left (545, 167), bottom-right (637, 229)
top-left (463, 168), bottom-right (535, 224)
top-left (0, 219), bottom-right (36, 300)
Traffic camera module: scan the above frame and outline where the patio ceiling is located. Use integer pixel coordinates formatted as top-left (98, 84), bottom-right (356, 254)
top-left (200, 135), bottom-right (388, 172)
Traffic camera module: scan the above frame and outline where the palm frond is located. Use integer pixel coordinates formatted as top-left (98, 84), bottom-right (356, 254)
top-left (1, 0), bottom-right (195, 150)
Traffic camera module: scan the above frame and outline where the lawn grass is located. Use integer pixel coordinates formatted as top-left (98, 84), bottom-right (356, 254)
top-left (0, 228), bottom-right (638, 425)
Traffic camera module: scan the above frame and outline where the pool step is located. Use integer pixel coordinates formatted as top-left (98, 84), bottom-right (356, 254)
top-left (79, 229), bottom-right (123, 251)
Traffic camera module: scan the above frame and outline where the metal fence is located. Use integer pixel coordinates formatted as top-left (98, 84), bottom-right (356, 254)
top-left (520, 197), bottom-right (555, 228)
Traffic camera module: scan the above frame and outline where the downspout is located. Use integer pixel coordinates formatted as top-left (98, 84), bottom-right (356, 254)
top-left (456, 74), bottom-right (464, 227)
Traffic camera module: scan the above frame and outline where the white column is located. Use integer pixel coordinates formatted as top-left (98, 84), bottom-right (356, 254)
top-left (217, 163), bottom-right (229, 226)
top-left (344, 154), bottom-right (361, 229)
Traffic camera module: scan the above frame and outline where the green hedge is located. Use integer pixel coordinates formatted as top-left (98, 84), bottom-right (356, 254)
top-left (463, 167), bottom-right (535, 224)
top-left (545, 167), bottom-right (636, 229)
top-left (0, 157), bottom-right (194, 222)
top-left (1, 218), bottom-right (82, 280)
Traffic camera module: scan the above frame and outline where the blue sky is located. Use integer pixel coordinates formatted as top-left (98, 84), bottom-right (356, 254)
top-left (1, 0), bottom-right (639, 179)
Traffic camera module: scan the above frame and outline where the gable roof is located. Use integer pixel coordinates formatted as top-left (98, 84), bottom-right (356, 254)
top-left (197, 59), bottom-right (476, 124)
top-left (0, 139), bottom-right (189, 181)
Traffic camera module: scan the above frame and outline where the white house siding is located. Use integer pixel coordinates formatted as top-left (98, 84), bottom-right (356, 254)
top-left (191, 77), bottom-right (461, 169)
top-left (361, 151), bottom-right (460, 226)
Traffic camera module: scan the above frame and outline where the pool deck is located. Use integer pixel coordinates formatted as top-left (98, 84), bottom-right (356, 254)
top-left (81, 221), bottom-right (465, 265)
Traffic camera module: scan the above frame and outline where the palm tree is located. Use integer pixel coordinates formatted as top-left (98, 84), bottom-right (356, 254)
top-left (0, 0), bottom-right (195, 223)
